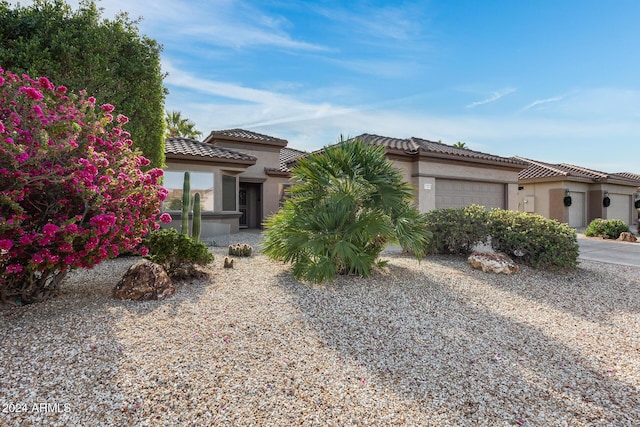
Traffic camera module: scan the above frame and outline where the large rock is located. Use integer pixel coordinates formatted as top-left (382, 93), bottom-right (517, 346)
top-left (617, 232), bottom-right (638, 243)
top-left (468, 252), bottom-right (519, 274)
top-left (113, 259), bottom-right (176, 301)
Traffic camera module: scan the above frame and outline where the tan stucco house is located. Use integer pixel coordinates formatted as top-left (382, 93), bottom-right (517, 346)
top-left (163, 129), bottom-right (527, 238)
top-left (517, 158), bottom-right (640, 228)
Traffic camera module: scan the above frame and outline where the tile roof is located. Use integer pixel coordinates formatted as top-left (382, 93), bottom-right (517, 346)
top-left (517, 157), bottom-right (640, 185)
top-left (354, 134), bottom-right (526, 166)
top-left (615, 172), bottom-right (640, 183)
top-left (204, 128), bottom-right (288, 146)
top-left (279, 147), bottom-right (307, 171)
top-left (356, 133), bottom-right (420, 153)
top-left (165, 137), bottom-right (257, 163)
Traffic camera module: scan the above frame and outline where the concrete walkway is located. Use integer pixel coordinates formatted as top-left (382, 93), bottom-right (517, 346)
top-left (577, 234), bottom-right (640, 267)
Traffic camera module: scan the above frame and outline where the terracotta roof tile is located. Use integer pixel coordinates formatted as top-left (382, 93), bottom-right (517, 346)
top-left (165, 137), bottom-right (256, 163)
top-left (356, 134), bottom-right (420, 153)
top-left (614, 172), bottom-right (640, 183)
top-left (205, 128), bottom-right (288, 146)
top-left (353, 134), bottom-right (525, 166)
top-left (279, 147), bottom-right (307, 171)
top-left (517, 158), bottom-right (640, 185)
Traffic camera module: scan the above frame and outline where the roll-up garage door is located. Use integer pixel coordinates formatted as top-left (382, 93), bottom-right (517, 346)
top-left (607, 194), bottom-right (632, 225)
top-left (435, 179), bottom-right (505, 209)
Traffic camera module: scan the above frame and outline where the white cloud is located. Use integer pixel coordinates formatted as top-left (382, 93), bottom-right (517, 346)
top-left (522, 96), bottom-right (564, 111)
top-left (466, 88), bottom-right (516, 108)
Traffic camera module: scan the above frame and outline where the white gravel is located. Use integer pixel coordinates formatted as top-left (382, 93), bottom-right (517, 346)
top-left (1, 232), bottom-right (639, 426)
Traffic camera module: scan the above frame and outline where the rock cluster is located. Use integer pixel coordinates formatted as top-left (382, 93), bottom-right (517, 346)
top-left (617, 232), bottom-right (638, 243)
top-left (113, 259), bottom-right (176, 300)
top-left (468, 252), bottom-right (519, 274)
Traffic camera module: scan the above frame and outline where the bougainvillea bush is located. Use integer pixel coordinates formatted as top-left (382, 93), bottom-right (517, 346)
top-left (0, 69), bottom-right (170, 304)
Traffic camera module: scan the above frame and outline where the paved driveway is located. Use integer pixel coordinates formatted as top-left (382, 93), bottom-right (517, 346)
top-left (578, 234), bottom-right (640, 267)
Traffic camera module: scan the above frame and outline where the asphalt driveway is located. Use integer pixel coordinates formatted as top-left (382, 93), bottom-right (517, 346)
top-left (578, 234), bottom-right (640, 267)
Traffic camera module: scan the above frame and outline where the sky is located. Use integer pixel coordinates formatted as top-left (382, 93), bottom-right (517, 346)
top-left (10, 0), bottom-right (640, 172)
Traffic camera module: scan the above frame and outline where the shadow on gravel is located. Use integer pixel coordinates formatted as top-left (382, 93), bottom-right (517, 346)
top-left (276, 256), bottom-right (640, 425)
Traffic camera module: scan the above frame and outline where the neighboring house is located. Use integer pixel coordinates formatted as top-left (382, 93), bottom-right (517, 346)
top-left (516, 158), bottom-right (640, 228)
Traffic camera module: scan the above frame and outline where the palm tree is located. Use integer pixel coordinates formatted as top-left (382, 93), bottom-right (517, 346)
top-left (164, 110), bottom-right (202, 139)
top-left (453, 141), bottom-right (467, 148)
top-left (262, 138), bottom-right (432, 283)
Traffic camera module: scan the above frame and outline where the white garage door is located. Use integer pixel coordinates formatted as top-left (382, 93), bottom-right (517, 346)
top-left (568, 192), bottom-right (586, 227)
top-left (435, 179), bottom-right (505, 209)
top-left (608, 194), bottom-right (632, 225)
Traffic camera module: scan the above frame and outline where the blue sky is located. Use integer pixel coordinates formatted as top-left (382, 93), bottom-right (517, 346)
top-left (11, 0), bottom-right (640, 172)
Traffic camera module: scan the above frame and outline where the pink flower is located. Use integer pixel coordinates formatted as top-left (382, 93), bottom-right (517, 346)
top-left (56, 85), bottom-right (67, 94)
top-left (38, 76), bottom-right (55, 91)
top-left (100, 103), bottom-right (115, 113)
top-left (6, 264), bottom-right (23, 273)
top-left (0, 122), bottom-right (5, 133)
top-left (15, 152), bottom-right (28, 163)
top-left (159, 213), bottom-right (172, 223)
top-left (139, 247), bottom-right (149, 256)
top-left (19, 86), bottom-right (44, 100)
top-left (42, 223), bottom-right (60, 237)
top-left (116, 114), bottom-right (129, 124)
top-left (0, 239), bottom-right (13, 251)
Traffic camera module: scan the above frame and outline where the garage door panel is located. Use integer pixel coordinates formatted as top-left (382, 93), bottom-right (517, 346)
top-left (608, 194), bottom-right (631, 224)
top-left (435, 179), bottom-right (505, 209)
top-left (568, 192), bottom-right (585, 227)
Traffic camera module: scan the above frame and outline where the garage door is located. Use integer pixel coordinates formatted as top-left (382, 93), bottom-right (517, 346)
top-left (607, 194), bottom-right (632, 225)
top-left (568, 192), bottom-right (586, 227)
top-left (435, 179), bottom-right (505, 209)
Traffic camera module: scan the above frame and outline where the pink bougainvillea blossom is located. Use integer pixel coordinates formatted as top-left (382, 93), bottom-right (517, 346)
top-left (0, 68), bottom-right (169, 304)
top-left (160, 213), bottom-right (172, 223)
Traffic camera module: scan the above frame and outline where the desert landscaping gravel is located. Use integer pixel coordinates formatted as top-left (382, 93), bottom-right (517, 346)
top-left (1, 232), bottom-right (639, 426)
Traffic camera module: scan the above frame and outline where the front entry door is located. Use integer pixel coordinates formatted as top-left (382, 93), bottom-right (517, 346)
top-left (238, 183), bottom-right (262, 229)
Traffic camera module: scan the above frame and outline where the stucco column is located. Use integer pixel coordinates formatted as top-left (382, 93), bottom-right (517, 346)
top-left (417, 176), bottom-right (436, 213)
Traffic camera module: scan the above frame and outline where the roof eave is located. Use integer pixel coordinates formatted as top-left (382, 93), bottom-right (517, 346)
top-left (166, 153), bottom-right (257, 166)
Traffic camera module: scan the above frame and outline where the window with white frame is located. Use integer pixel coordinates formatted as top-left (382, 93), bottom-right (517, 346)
top-left (163, 171), bottom-right (214, 212)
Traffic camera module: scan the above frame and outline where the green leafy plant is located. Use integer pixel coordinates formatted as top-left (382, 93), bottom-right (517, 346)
top-left (144, 228), bottom-right (213, 280)
top-left (488, 209), bottom-right (579, 269)
top-left (262, 138), bottom-right (431, 283)
top-left (228, 243), bottom-right (253, 257)
top-left (423, 205), bottom-right (491, 255)
top-left (584, 218), bottom-right (629, 239)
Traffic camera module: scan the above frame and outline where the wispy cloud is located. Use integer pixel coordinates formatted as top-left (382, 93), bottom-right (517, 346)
top-left (466, 88), bottom-right (516, 108)
top-left (522, 96), bottom-right (563, 111)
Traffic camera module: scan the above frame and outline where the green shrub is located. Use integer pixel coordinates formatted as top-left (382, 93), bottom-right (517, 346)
top-left (584, 218), bottom-right (629, 239)
top-left (263, 139), bottom-right (431, 283)
top-left (144, 228), bottom-right (214, 279)
top-left (423, 205), bottom-right (491, 255)
top-left (488, 209), bottom-right (579, 269)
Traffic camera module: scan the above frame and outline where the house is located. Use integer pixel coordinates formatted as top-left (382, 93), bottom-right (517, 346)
top-left (163, 130), bottom-right (527, 237)
top-left (342, 134), bottom-right (527, 212)
top-left (164, 130), bottom-right (306, 237)
top-left (516, 158), bottom-right (640, 228)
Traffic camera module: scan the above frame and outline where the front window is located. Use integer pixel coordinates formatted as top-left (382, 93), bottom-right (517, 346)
top-left (163, 171), bottom-right (214, 211)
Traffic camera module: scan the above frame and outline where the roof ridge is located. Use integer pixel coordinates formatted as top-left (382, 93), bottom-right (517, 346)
top-left (558, 163), bottom-right (609, 179)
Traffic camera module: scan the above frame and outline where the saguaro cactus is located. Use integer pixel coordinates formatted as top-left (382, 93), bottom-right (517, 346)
top-left (181, 171), bottom-right (190, 235)
top-left (192, 192), bottom-right (201, 242)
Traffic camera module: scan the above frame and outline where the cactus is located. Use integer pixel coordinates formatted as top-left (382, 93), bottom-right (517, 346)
top-left (228, 243), bottom-right (253, 257)
top-left (223, 256), bottom-right (234, 268)
top-left (181, 171), bottom-right (190, 235)
top-left (192, 192), bottom-right (201, 242)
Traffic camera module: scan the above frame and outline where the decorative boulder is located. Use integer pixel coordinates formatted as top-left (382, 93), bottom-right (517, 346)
top-left (113, 259), bottom-right (176, 301)
top-left (468, 252), bottom-right (519, 274)
top-left (617, 232), bottom-right (638, 243)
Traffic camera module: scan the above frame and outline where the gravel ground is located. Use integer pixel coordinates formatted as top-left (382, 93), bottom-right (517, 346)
top-left (1, 232), bottom-right (639, 426)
